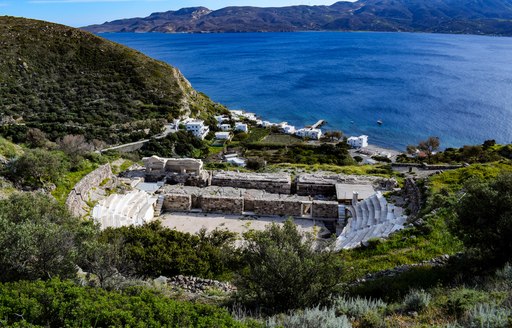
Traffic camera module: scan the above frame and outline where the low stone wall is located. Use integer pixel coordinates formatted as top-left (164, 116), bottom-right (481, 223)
top-left (312, 201), bottom-right (339, 219)
top-left (252, 199), bottom-right (304, 217)
top-left (66, 164), bottom-right (113, 217)
top-left (201, 195), bottom-right (244, 214)
top-left (163, 194), bottom-right (192, 212)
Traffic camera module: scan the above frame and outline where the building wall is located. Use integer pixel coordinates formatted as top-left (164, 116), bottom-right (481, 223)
top-left (201, 195), bottom-right (244, 214)
top-left (163, 194), bottom-right (192, 212)
top-left (252, 199), bottom-right (304, 217)
top-left (296, 182), bottom-right (336, 197)
top-left (312, 201), bottom-right (339, 219)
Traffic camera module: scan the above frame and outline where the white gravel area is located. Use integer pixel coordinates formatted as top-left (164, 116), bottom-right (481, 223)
top-left (159, 212), bottom-right (327, 237)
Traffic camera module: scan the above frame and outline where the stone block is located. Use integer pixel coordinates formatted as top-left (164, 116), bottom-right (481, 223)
top-left (312, 200), bottom-right (339, 219)
top-left (163, 194), bottom-right (192, 212)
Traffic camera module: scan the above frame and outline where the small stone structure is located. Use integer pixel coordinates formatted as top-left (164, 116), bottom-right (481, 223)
top-left (66, 164), bottom-right (114, 217)
top-left (142, 156), bottom-right (208, 186)
top-left (211, 171), bottom-right (292, 194)
top-left (163, 194), bottom-right (192, 212)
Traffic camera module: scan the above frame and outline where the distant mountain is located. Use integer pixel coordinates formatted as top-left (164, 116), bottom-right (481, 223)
top-left (0, 16), bottom-right (225, 144)
top-left (83, 0), bottom-right (512, 36)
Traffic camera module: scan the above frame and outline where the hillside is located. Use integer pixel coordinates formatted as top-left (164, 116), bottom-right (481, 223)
top-left (83, 0), bottom-right (512, 36)
top-left (0, 16), bottom-right (226, 144)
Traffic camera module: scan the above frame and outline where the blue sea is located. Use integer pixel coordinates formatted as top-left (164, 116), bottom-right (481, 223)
top-left (101, 32), bottom-right (512, 150)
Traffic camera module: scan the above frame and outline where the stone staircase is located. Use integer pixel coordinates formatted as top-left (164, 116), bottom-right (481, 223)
top-left (335, 192), bottom-right (407, 250)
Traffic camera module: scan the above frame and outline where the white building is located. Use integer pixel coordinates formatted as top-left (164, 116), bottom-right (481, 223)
top-left (282, 124), bottom-right (296, 135)
top-left (215, 131), bottom-right (231, 140)
top-left (215, 115), bottom-right (229, 125)
top-left (347, 135), bottom-right (369, 148)
top-left (219, 123), bottom-right (232, 131)
top-left (235, 122), bottom-right (249, 133)
top-left (227, 157), bottom-right (246, 167)
top-left (295, 128), bottom-right (322, 140)
top-left (185, 119), bottom-right (209, 140)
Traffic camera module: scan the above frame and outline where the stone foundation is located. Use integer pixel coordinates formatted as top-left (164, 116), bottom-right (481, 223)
top-left (163, 194), bottom-right (192, 212)
top-left (252, 199), bottom-right (304, 217)
top-left (201, 195), bottom-right (244, 214)
top-left (312, 201), bottom-right (339, 219)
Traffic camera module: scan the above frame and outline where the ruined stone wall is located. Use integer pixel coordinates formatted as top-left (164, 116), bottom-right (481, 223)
top-left (296, 183), bottom-right (336, 197)
top-left (404, 178), bottom-right (422, 217)
top-left (66, 164), bottom-right (113, 217)
top-left (201, 195), bottom-right (244, 214)
top-left (312, 201), bottom-right (339, 219)
top-left (163, 194), bottom-right (192, 212)
top-left (252, 199), bottom-right (304, 217)
top-left (211, 172), bottom-right (291, 194)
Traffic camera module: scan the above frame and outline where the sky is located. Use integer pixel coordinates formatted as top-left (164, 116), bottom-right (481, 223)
top-left (0, 0), bottom-right (345, 27)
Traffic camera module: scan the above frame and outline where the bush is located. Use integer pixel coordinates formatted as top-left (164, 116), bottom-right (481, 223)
top-left (445, 288), bottom-right (491, 317)
top-left (402, 289), bottom-right (431, 312)
top-left (450, 173), bottom-right (512, 267)
top-left (0, 193), bottom-right (93, 282)
top-left (334, 296), bottom-right (387, 319)
top-left (6, 148), bottom-right (69, 189)
top-left (235, 219), bottom-right (344, 313)
top-left (0, 279), bottom-right (247, 327)
top-left (99, 222), bottom-right (237, 280)
top-left (267, 306), bottom-right (351, 328)
top-left (464, 303), bottom-right (510, 328)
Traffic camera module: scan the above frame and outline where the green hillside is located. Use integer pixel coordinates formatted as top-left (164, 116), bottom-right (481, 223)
top-left (0, 16), bottom-right (226, 143)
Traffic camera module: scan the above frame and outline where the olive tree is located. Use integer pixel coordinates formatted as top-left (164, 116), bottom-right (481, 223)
top-left (235, 219), bottom-right (343, 313)
top-left (450, 173), bottom-right (512, 267)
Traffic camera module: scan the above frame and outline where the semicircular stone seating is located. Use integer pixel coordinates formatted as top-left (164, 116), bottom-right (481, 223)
top-left (92, 190), bottom-right (157, 229)
top-left (335, 191), bottom-right (407, 250)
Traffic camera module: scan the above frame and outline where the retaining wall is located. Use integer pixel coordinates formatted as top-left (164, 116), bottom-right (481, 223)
top-left (163, 194), bottom-right (192, 212)
top-left (66, 164), bottom-right (113, 217)
top-left (201, 195), bottom-right (244, 214)
top-left (312, 201), bottom-right (339, 219)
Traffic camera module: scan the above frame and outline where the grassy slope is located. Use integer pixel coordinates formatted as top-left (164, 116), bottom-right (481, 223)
top-left (0, 16), bottom-right (226, 143)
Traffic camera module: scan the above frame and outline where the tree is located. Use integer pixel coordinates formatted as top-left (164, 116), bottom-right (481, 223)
top-left (323, 130), bottom-right (343, 142)
top-left (450, 173), bottom-right (512, 267)
top-left (25, 128), bottom-right (49, 148)
top-left (6, 149), bottom-right (69, 189)
top-left (0, 193), bottom-right (92, 282)
top-left (246, 157), bottom-right (266, 170)
top-left (418, 136), bottom-right (440, 163)
top-left (235, 220), bottom-right (343, 313)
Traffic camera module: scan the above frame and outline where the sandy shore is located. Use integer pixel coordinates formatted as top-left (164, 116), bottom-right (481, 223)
top-left (159, 212), bottom-right (327, 237)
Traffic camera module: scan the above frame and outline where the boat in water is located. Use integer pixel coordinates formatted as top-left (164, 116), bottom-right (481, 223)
top-left (377, 119), bottom-right (383, 125)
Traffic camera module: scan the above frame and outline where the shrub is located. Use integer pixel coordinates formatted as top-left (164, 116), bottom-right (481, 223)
top-left (0, 193), bottom-right (93, 282)
top-left (99, 222), bottom-right (237, 280)
top-left (402, 289), bottom-right (432, 312)
top-left (236, 220), bottom-right (344, 313)
top-left (267, 306), bottom-right (351, 328)
top-left (334, 296), bottom-right (387, 319)
top-left (0, 278), bottom-right (246, 327)
top-left (464, 303), bottom-right (510, 328)
top-left (445, 288), bottom-right (491, 317)
top-left (450, 173), bottom-right (512, 268)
